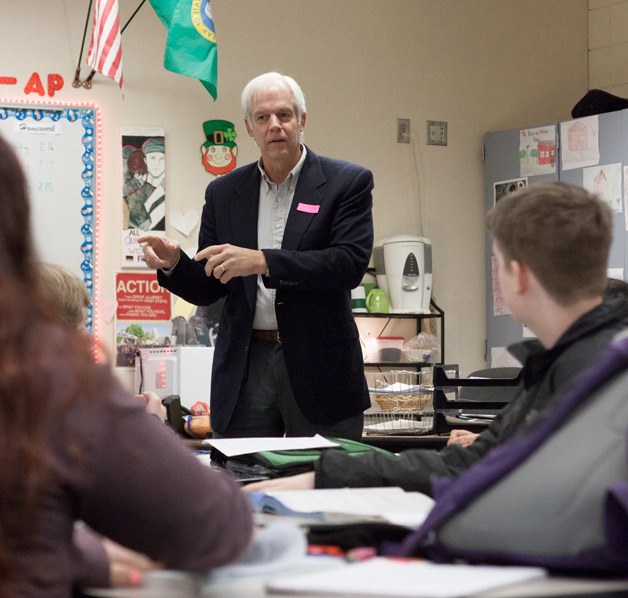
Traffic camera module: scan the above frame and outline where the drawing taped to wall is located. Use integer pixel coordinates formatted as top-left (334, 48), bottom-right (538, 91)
top-left (560, 115), bottom-right (600, 172)
top-left (519, 125), bottom-right (556, 177)
top-left (121, 126), bottom-right (166, 268)
top-left (583, 162), bottom-right (622, 214)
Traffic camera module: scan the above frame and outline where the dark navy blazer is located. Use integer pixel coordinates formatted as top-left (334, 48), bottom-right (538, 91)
top-left (159, 148), bottom-right (374, 433)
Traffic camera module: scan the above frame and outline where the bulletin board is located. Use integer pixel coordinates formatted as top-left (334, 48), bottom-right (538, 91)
top-left (0, 101), bottom-right (100, 332)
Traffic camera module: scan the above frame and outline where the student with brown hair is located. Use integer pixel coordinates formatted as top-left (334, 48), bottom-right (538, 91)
top-left (245, 181), bottom-right (628, 495)
top-left (0, 134), bottom-right (253, 596)
top-left (35, 262), bottom-right (169, 586)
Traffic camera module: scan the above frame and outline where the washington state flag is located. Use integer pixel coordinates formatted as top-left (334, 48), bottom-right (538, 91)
top-left (148, 0), bottom-right (218, 99)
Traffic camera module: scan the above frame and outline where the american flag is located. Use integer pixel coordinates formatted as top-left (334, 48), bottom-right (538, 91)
top-left (87, 0), bottom-right (124, 87)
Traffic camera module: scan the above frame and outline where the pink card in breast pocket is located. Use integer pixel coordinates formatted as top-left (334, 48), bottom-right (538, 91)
top-left (297, 202), bottom-right (320, 214)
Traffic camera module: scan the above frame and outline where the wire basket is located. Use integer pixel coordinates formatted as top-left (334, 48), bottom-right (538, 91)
top-left (364, 370), bottom-right (434, 435)
top-left (365, 370), bottom-right (430, 412)
top-left (363, 412), bottom-right (434, 435)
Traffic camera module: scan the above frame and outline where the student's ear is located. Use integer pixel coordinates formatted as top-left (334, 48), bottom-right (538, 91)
top-left (510, 259), bottom-right (530, 295)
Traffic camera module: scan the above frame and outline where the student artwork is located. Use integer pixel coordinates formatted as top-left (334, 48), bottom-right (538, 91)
top-left (121, 127), bottom-right (166, 268)
top-left (491, 256), bottom-right (511, 317)
top-left (583, 162), bottom-right (622, 214)
top-left (519, 125), bottom-right (556, 177)
top-left (624, 167), bottom-right (628, 232)
top-left (560, 115), bottom-right (600, 171)
top-left (200, 119), bottom-right (237, 175)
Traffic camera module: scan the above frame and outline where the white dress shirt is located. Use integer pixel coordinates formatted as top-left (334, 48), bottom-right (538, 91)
top-left (252, 146), bottom-right (307, 330)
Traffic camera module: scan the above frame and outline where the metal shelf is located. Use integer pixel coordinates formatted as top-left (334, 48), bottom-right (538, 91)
top-left (354, 298), bottom-right (445, 366)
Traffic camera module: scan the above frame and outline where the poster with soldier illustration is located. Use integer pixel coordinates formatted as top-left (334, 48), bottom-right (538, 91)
top-left (121, 127), bottom-right (166, 267)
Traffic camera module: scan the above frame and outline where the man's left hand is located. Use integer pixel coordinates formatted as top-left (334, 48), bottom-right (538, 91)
top-left (195, 244), bottom-right (268, 283)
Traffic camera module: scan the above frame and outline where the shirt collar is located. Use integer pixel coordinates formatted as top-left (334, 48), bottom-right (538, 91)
top-left (258, 145), bottom-right (307, 192)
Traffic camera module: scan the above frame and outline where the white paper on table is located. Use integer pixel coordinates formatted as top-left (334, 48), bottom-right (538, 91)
top-left (266, 558), bottom-right (547, 597)
top-left (364, 419), bottom-right (431, 433)
top-left (202, 434), bottom-right (339, 457)
top-left (249, 487), bottom-right (434, 528)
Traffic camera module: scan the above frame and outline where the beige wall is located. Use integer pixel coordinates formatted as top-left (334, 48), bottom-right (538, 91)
top-left (2, 0), bottom-right (588, 390)
top-left (588, 0), bottom-right (628, 95)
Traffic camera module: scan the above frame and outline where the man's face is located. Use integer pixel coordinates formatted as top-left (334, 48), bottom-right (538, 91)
top-left (244, 84), bottom-right (305, 172)
top-left (146, 151), bottom-right (165, 178)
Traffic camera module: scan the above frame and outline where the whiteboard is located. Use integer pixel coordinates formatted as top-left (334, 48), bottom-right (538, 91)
top-left (0, 103), bottom-right (99, 331)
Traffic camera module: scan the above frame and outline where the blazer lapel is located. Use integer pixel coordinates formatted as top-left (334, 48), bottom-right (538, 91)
top-left (228, 164), bottom-right (260, 312)
top-left (283, 149), bottom-right (325, 251)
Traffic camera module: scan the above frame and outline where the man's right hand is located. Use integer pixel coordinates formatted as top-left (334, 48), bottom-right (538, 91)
top-left (138, 234), bottom-right (181, 270)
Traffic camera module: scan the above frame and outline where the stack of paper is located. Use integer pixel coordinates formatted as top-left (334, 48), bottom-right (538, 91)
top-left (266, 558), bottom-right (547, 597)
top-left (248, 487), bottom-right (435, 528)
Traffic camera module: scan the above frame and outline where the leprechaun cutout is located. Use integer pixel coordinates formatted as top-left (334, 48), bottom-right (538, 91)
top-left (201, 120), bottom-right (238, 175)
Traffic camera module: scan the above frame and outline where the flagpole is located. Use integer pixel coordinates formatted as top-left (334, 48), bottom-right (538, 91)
top-left (72, 0), bottom-right (95, 88)
top-left (81, 0), bottom-right (148, 89)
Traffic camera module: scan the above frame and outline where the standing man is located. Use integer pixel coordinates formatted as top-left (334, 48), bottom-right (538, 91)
top-left (140, 72), bottom-right (374, 439)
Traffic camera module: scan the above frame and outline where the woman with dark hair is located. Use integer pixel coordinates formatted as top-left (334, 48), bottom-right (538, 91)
top-left (0, 135), bottom-right (252, 595)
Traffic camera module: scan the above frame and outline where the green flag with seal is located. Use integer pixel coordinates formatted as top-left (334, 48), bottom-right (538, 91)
top-left (148, 0), bottom-right (218, 100)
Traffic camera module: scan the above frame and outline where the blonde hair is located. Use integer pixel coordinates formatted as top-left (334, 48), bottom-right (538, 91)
top-left (37, 263), bottom-right (90, 328)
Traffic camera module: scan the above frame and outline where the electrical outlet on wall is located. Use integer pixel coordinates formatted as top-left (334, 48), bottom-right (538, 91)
top-left (427, 120), bottom-right (447, 146)
top-left (397, 118), bottom-right (410, 143)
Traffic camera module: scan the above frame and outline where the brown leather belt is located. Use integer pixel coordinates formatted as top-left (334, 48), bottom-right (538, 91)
top-left (252, 329), bottom-right (281, 343)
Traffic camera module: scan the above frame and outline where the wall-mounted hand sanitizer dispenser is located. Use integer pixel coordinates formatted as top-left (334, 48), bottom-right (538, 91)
top-left (373, 235), bottom-right (432, 313)
top-left (134, 346), bottom-right (213, 410)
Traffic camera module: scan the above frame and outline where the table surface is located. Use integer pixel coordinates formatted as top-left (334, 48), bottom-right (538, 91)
top-left (185, 433), bottom-right (451, 454)
top-left (83, 564), bottom-right (628, 598)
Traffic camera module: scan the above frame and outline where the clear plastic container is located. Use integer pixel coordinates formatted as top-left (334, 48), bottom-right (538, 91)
top-left (363, 336), bottom-right (405, 363)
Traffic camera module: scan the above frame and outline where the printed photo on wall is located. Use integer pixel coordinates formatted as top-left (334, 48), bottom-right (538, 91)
top-left (114, 270), bottom-right (172, 367)
top-left (493, 177), bottom-right (527, 204)
top-left (121, 126), bottom-right (166, 267)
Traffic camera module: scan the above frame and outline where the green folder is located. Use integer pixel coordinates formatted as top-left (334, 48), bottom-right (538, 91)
top-left (229, 437), bottom-right (391, 475)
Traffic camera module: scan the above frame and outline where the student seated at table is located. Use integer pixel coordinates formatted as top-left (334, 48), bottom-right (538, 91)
top-left (37, 261), bottom-right (171, 587)
top-left (0, 134), bottom-right (253, 596)
top-left (245, 181), bottom-right (628, 496)
top-left (447, 275), bottom-right (628, 449)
